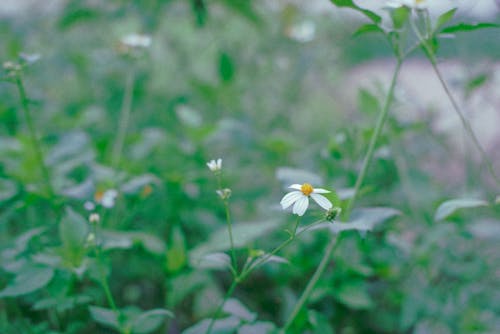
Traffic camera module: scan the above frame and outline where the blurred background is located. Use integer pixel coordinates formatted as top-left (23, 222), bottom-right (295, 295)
top-left (1, 0), bottom-right (499, 333)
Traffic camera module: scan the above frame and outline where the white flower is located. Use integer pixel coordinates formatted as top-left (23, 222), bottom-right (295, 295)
top-left (386, 0), bottom-right (428, 10)
top-left (89, 213), bottom-right (100, 224)
top-left (207, 158), bottom-right (222, 172)
top-left (280, 183), bottom-right (333, 216)
top-left (120, 34), bottom-right (152, 49)
top-left (97, 189), bottom-right (118, 208)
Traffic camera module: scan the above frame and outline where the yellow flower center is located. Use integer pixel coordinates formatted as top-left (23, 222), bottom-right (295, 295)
top-left (415, 0), bottom-right (424, 4)
top-left (300, 183), bottom-right (314, 196)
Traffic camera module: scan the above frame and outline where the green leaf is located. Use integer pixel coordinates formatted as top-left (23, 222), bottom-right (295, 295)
top-left (101, 230), bottom-right (166, 255)
top-left (219, 52), bottom-right (235, 83)
top-left (32, 294), bottom-right (92, 312)
top-left (308, 310), bottom-right (334, 334)
top-left (166, 226), bottom-right (187, 273)
top-left (434, 8), bottom-right (458, 32)
top-left (131, 309), bottom-right (174, 334)
top-left (239, 322), bottom-right (277, 334)
top-left (353, 23), bottom-right (385, 37)
top-left (189, 220), bottom-right (282, 264)
top-left (0, 178), bottom-right (18, 201)
top-left (358, 88), bottom-right (380, 115)
top-left (326, 207), bottom-right (400, 234)
top-left (441, 22), bottom-right (500, 33)
top-left (182, 316), bottom-right (241, 334)
top-left (223, 299), bottom-right (256, 322)
top-left (434, 198), bottom-right (488, 221)
top-left (88, 306), bottom-right (120, 331)
top-left (59, 207), bottom-right (89, 251)
top-left (390, 6), bottom-right (410, 30)
top-left (333, 281), bottom-right (374, 310)
top-left (0, 265), bottom-right (54, 297)
top-left (330, 0), bottom-right (382, 24)
top-left (192, 252), bottom-right (231, 271)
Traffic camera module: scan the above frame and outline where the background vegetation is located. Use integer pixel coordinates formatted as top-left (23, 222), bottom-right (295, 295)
top-left (1, 0), bottom-right (499, 333)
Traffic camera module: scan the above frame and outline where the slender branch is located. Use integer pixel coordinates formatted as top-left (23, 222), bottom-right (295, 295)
top-left (111, 69), bottom-right (135, 168)
top-left (409, 19), bottom-right (499, 185)
top-left (281, 59), bottom-right (403, 330)
top-left (205, 280), bottom-right (238, 334)
top-left (15, 75), bottom-right (54, 197)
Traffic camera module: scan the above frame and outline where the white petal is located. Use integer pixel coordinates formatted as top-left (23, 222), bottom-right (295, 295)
top-left (289, 184), bottom-right (302, 190)
top-left (293, 196), bottom-right (309, 216)
top-left (313, 188), bottom-right (330, 194)
top-left (310, 193), bottom-right (333, 210)
top-left (280, 191), bottom-right (303, 209)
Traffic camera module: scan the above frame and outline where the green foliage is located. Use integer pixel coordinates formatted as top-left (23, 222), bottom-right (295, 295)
top-left (1, 0), bottom-right (499, 333)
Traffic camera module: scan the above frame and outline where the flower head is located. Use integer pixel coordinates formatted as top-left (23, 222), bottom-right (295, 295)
top-left (280, 183), bottom-right (333, 216)
top-left (120, 33), bottom-right (152, 49)
top-left (207, 158), bottom-right (222, 172)
top-left (386, 0), bottom-right (428, 10)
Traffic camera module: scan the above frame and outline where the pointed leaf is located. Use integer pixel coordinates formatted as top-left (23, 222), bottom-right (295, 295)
top-left (434, 198), bottom-right (488, 221)
top-left (435, 8), bottom-right (457, 32)
top-left (330, 0), bottom-right (382, 24)
top-left (441, 22), bottom-right (499, 33)
top-left (88, 306), bottom-right (120, 331)
top-left (131, 309), bottom-right (174, 334)
top-left (223, 299), bottom-right (256, 322)
top-left (0, 265), bottom-right (54, 297)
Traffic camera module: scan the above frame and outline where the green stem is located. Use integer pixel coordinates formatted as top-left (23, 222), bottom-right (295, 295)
top-left (223, 199), bottom-right (237, 273)
top-left (205, 280), bottom-right (238, 334)
top-left (111, 69), bottom-right (135, 169)
top-left (282, 234), bottom-right (338, 332)
top-left (282, 59), bottom-right (403, 331)
top-left (92, 223), bottom-right (125, 334)
top-left (343, 60), bottom-right (403, 219)
top-left (410, 19), bottom-right (500, 185)
top-left (15, 75), bottom-right (54, 197)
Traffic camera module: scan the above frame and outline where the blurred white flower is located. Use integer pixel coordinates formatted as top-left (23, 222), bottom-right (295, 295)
top-left (386, 0), bottom-right (428, 9)
top-left (84, 201), bottom-right (96, 211)
top-left (89, 213), bottom-right (100, 224)
top-left (120, 33), bottom-right (152, 49)
top-left (96, 189), bottom-right (118, 208)
top-left (280, 183), bottom-right (333, 216)
top-left (287, 20), bottom-right (316, 43)
top-left (207, 158), bottom-right (222, 172)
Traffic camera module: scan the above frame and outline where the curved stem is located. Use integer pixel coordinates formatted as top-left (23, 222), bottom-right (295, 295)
top-left (282, 59), bottom-right (403, 330)
top-left (343, 60), bottom-right (403, 219)
top-left (15, 75), bottom-right (54, 197)
top-left (205, 280), bottom-right (238, 334)
top-left (111, 69), bottom-right (135, 169)
top-left (410, 19), bottom-right (499, 185)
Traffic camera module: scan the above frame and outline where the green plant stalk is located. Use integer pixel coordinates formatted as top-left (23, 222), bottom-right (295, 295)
top-left (282, 59), bottom-right (403, 331)
top-left (409, 19), bottom-right (500, 185)
top-left (216, 175), bottom-right (238, 272)
top-left (15, 75), bottom-right (54, 197)
top-left (111, 69), bottom-right (135, 168)
top-left (92, 223), bottom-right (126, 334)
top-left (206, 217), bottom-right (305, 334)
top-left (205, 280), bottom-right (238, 334)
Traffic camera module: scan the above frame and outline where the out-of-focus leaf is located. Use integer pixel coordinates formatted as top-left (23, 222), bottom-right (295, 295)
top-left (190, 220), bottom-right (282, 263)
top-left (319, 207), bottom-right (400, 234)
top-left (192, 252), bottom-right (231, 271)
top-left (333, 281), bottom-right (374, 310)
top-left (101, 230), bottom-right (166, 255)
top-left (308, 310), bottom-right (334, 334)
top-left (166, 226), bottom-right (187, 273)
top-left (468, 220), bottom-right (500, 240)
top-left (239, 321), bottom-right (277, 334)
top-left (223, 299), bottom-right (256, 322)
top-left (465, 73), bottom-right (489, 97)
top-left (434, 8), bottom-right (458, 32)
top-left (0, 178), bottom-right (17, 201)
top-left (219, 52), bottom-right (235, 83)
top-left (182, 316), bottom-right (240, 334)
top-left (167, 271), bottom-right (210, 308)
top-left (88, 306), bottom-right (120, 331)
top-left (59, 207), bottom-right (89, 264)
top-left (434, 198), bottom-right (488, 221)
top-left (32, 294), bottom-right (92, 312)
top-left (330, 0), bottom-right (382, 24)
top-left (353, 23), bottom-right (385, 37)
top-left (219, 0), bottom-right (260, 25)
top-left (441, 22), bottom-right (500, 33)
top-left (0, 265), bottom-right (54, 297)
top-left (391, 6), bottom-right (410, 30)
top-left (358, 88), bottom-right (380, 115)
top-left (131, 309), bottom-right (174, 334)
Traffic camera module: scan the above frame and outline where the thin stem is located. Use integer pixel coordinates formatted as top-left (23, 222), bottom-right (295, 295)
top-left (205, 280), bottom-right (238, 334)
top-left (282, 235), bottom-right (338, 332)
top-left (343, 60), bottom-right (403, 219)
top-left (111, 69), bottom-right (135, 168)
top-left (410, 19), bottom-right (499, 185)
top-left (92, 223), bottom-right (125, 334)
top-left (282, 59), bottom-right (403, 331)
top-left (15, 75), bottom-right (54, 197)
top-left (223, 199), bottom-right (237, 272)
